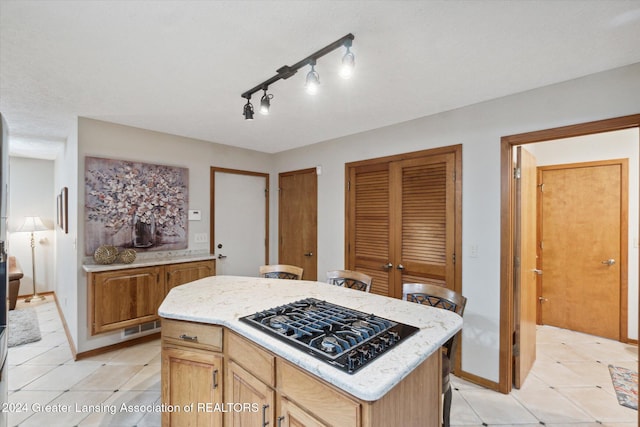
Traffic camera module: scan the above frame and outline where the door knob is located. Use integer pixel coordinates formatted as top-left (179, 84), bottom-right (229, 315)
top-left (538, 296), bottom-right (548, 303)
top-left (601, 258), bottom-right (615, 266)
top-left (304, 252), bottom-right (313, 257)
top-left (532, 269), bottom-right (543, 275)
top-left (217, 254), bottom-right (227, 259)
top-left (397, 264), bottom-right (405, 270)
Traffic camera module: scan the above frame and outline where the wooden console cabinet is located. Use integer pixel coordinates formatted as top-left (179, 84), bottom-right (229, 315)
top-left (88, 259), bottom-right (215, 335)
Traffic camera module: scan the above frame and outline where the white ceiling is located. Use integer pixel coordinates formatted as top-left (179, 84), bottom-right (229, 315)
top-left (1, 1), bottom-right (640, 159)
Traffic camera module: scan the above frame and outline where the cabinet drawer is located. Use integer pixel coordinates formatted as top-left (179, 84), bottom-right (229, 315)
top-left (161, 318), bottom-right (223, 352)
top-left (226, 331), bottom-right (275, 387)
top-left (277, 359), bottom-right (360, 427)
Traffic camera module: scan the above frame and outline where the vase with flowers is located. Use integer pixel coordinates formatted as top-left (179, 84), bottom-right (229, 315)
top-left (132, 210), bottom-right (156, 248)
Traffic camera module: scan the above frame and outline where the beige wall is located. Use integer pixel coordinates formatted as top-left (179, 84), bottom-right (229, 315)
top-left (74, 119), bottom-right (273, 352)
top-left (8, 156), bottom-right (55, 297)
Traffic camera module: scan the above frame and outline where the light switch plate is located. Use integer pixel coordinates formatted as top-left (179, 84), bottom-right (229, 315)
top-left (194, 233), bottom-right (208, 243)
top-left (188, 210), bottom-right (201, 221)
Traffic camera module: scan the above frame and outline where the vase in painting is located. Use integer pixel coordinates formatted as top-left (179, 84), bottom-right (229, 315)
top-left (132, 212), bottom-right (156, 248)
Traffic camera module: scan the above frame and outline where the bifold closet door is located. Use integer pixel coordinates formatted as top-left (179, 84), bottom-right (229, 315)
top-left (348, 152), bottom-right (455, 298)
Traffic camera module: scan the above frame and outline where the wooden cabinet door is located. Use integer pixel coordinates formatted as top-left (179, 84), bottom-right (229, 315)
top-left (162, 346), bottom-right (223, 427)
top-left (225, 360), bottom-right (275, 427)
top-left (280, 397), bottom-right (328, 427)
top-left (166, 260), bottom-right (216, 293)
top-left (91, 266), bottom-right (164, 334)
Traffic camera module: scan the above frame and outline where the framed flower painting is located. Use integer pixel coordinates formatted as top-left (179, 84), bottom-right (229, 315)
top-left (84, 156), bottom-right (189, 255)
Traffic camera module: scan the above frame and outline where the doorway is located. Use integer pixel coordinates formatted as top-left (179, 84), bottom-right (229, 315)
top-left (210, 167), bottom-right (269, 276)
top-left (499, 114), bottom-right (640, 394)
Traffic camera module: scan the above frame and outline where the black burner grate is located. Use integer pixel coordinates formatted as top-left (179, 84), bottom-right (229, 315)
top-left (240, 298), bottom-right (419, 374)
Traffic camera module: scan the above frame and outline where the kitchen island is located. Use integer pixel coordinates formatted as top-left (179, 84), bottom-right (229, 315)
top-left (159, 275), bottom-right (463, 427)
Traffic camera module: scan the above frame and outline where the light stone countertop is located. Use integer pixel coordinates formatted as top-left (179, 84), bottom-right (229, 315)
top-left (158, 275), bottom-right (463, 401)
top-left (82, 253), bottom-right (216, 272)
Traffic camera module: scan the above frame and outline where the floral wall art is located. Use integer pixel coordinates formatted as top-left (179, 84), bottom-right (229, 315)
top-left (85, 156), bottom-right (188, 255)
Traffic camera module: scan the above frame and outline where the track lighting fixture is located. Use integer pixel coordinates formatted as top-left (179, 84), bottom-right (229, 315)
top-left (260, 88), bottom-right (273, 115)
top-left (241, 33), bottom-right (354, 119)
top-left (243, 98), bottom-right (254, 120)
top-left (305, 60), bottom-right (320, 95)
top-left (340, 39), bottom-right (355, 79)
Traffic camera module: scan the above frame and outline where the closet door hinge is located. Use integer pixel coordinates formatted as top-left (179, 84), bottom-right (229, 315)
top-left (514, 167), bottom-right (521, 179)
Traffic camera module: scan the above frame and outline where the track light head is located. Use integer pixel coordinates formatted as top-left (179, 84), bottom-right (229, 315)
top-left (340, 45), bottom-right (355, 79)
top-left (260, 88), bottom-right (273, 115)
top-left (305, 61), bottom-right (320, 95)
top-left (243, 98), bottom-right (254, 120)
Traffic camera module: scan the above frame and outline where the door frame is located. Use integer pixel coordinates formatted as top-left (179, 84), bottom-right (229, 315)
top-left (210, 167), bottom-right (270, 263)
top-left (499, 114), bottom-right (640, 394)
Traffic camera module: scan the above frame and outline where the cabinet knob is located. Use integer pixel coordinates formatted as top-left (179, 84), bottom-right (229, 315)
top-left (277, 415), bottom-right (285, 427)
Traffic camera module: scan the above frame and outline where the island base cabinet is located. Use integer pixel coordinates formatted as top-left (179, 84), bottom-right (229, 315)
top-left (277, 359), bottom-right (361, 427)
top-left (279, 397), bottom-right (327, 427)
top-left (360, 350), bottom-right (442, 427)
top-left (225, 360), bottom-right (275, 427)
top-left (161, 346), bottom-right (223, 427)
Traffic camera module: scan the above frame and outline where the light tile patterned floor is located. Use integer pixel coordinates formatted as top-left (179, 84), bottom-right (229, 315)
top-left (451, 325), bottom-right (638, 426)
top-left (6, 297), bottom-right (639, 426)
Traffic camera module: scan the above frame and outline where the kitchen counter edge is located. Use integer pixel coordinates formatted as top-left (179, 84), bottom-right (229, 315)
top-left (82, 253), bottom-right (216, 272)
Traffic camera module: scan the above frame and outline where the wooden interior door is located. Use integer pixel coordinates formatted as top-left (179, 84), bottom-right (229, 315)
top-left (539, 160), bottom-right (627, 340)
top-left (279, 168), bottom-right (317, 280)
top-left (514, 147), bottom-right (537, 388)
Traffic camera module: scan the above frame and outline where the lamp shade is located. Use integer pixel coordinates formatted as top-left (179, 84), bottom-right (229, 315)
top-left (17, 216), bottom-right (48, 233)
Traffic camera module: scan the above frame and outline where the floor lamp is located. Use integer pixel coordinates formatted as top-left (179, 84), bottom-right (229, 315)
top-left (17, 216), bottom-right (48, 302)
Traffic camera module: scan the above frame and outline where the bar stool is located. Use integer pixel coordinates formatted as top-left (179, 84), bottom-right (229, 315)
top-left (402, 283), bottom-right (466, 427)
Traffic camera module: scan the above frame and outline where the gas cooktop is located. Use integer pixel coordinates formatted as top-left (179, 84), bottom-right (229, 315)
top-left (239, 298), bottom-right (419, 374)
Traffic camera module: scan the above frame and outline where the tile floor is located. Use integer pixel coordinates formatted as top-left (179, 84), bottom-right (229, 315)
top-left (6, 296), bottom-right (639, 426)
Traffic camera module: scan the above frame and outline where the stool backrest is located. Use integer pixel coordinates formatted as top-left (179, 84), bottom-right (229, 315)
top-left (259, 264), bottom-right (304, 280)
top-left (326, 270), bottom-right (372, 292)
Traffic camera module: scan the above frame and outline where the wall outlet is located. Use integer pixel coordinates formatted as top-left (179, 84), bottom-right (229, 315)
top-left (194, 233), bottom-right (208, 243)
